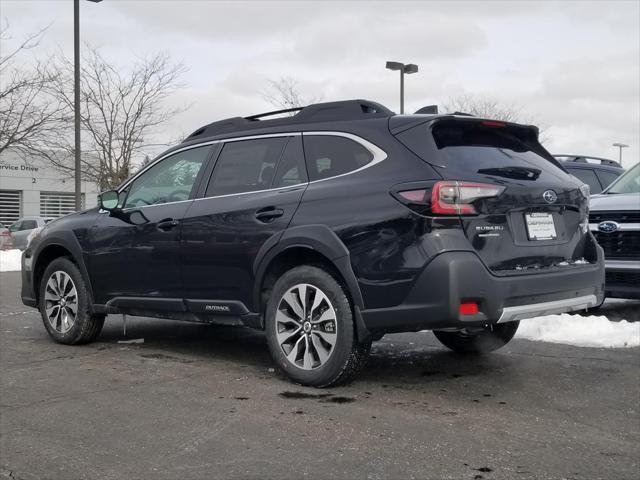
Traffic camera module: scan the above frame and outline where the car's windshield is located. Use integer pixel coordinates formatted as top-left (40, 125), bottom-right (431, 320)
top-left (606, 163), bottom-right (640, 194)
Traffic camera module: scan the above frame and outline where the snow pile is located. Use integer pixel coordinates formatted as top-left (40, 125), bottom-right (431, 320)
top-left (516, 314), bottom-right (640, 348)
top-left (0, 249), bottom-right (22, 272)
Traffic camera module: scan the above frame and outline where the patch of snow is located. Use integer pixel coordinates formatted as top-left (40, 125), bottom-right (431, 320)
top-left (0, 249), bottom-right (22, 272)
top-left (515, 314), bottom-right (640, 348)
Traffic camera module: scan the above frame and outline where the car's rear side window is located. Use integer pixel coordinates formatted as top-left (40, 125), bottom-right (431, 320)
top-left (566, 167), bottom-right (602, 193)
top-left (303, 135), bottom-right (373, 181)
top-left (21, 220), bottom-right (37, 230)
top-left (206, 137), bottom-right (289, 197)
top-left (596, 170), bottom-right (620, 189)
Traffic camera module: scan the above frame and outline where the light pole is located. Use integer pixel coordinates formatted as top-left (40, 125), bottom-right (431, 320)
top-left (612, 143), bottom-right (629, 164)
top-left (386, 61), bottom-right (418, 114)
top-left (74, 0), bottom-right (102, 211)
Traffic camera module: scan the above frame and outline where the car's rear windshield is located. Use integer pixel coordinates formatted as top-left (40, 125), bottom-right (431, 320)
top-left (430, 120), bottom-right (561, 175)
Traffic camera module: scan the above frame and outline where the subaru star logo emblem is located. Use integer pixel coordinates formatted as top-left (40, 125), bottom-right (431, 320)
top-left (542, 190), bottom-right (557, 204)
top-left (598, 221), bottom-right (619, 233)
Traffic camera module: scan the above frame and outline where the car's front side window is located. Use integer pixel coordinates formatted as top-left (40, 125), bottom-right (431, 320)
top-left (123, 146), bottom-right (211, 209)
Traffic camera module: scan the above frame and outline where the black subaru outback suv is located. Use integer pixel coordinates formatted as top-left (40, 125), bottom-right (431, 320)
top-left (21, 100), bottom-right (604, 386)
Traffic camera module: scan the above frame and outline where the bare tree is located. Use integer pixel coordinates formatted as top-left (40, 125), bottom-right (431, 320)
top-left (43, 47), bottom-right (187, 190)
top-left (0, 22), bottom-right (64, 158)
top-left (260, 77), bottom-right (322, 112)
top-left (441, 94), bottom-right (549, 143)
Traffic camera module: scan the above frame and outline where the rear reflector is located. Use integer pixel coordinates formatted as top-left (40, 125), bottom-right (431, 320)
top-left (459, 302), bottom-right (479, 315)
top-left (398, 189), bottom-right (428, 203)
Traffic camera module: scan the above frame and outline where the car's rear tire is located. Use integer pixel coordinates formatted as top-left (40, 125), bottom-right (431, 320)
top-left (433, 321), bottom-right (519, 354)
top-left (265, 265), bottom-right (371, 387)
top-left (39, 257), bottom-right (105, 345)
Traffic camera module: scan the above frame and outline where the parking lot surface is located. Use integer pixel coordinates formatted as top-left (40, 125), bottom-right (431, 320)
top-left (1, 271), bottom-right (639, 480)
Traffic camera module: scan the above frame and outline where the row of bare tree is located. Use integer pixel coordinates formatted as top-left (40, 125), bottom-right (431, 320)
top-left (0, 23), bottom-right (185, 190)
top-left (1, 23), bottom-right (541, 192)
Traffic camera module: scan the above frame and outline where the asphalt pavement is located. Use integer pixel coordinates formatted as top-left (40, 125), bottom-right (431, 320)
top-left (1, 271), bottom-right (639, 480)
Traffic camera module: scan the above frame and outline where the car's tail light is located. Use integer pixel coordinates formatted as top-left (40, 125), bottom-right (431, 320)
top-left (431, 181), bottom-right (504, 215)
top-left (395, 181), bottom-right (504, 215)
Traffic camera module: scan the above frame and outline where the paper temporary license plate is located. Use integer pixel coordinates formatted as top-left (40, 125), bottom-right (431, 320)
top-left (525, 212), bottom-right (557, 240)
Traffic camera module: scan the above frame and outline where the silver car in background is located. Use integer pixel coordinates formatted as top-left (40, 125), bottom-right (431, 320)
top-left (589, 163), bottom-right (640, 300)
top-left (0, 222), bottom-right (12, 250)
top-left (8, 216), bottom-right (55, 250)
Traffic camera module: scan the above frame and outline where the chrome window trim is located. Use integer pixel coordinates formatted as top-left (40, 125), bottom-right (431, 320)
top-left (114, 130), bottom-right (387, 208)
top-left (193, 183), bottom-right (307, 203)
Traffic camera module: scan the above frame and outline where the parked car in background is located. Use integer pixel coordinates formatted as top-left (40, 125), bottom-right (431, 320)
top-left (0, 222), bottom-right (12, 250)
top-left (589, 162), bottom-right (640, 300)
top-left (555, 155), bottom-right (625, 194)
top-left (22, 100), bottom-right (604, 386)
top-left (9, 216), bottom-right (55, 250)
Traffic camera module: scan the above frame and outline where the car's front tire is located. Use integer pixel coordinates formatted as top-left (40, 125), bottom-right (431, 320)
top-left (265, 265), bottom-right (371, 387)
top-left (433, 321), bottom-right (519, 354)
top-left (39, 257), bottom-right (105, 345)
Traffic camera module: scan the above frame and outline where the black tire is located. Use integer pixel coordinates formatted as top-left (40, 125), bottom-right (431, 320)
top-left (433, 321), bottom-right (519, 354)
top-left (265, 265), bottom-right (371, 387)
top-left (39, 257), bottom-right (105, 345)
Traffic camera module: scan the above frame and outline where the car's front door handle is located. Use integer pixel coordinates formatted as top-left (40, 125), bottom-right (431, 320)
top-left (157, 218), bottom-right (179, 231)
top-left (255, 207), bottom-right (284, 222)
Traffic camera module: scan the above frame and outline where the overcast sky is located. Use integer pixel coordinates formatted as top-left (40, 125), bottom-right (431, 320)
top-left (2, 0), bottom-right (639, 167)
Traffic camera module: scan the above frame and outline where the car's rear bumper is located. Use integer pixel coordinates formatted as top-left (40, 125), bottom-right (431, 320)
top-left (360, 247), bottom-right (605, 333)
top-left (604, 260), bottom-right (640, 299)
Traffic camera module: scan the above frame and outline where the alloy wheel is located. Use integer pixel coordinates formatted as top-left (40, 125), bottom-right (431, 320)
top-left (44, 271), bottom-right (78, 334)
top-left (276, 283), bottom-right (338, 370)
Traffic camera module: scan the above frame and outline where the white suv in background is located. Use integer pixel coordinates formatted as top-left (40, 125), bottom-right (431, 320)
top-left (589, 163), bottom-right (640, 300)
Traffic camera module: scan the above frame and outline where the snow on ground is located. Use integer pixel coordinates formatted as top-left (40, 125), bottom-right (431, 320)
top-left (515, 313), bottom-right (640, 348)
top-left (0, 249), bottom-right (22, 272)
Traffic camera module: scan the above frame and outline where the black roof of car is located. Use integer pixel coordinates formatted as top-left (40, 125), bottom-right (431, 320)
top-left (182, 100), bottom-right (394, 143)
top-left (181, 99), bottom-right (541, 145)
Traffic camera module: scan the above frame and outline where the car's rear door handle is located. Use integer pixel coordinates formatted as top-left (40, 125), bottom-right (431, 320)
top-left (157, 218), bottom-right (179, 231)
top-left (255, 207), bottom-right (284, 222)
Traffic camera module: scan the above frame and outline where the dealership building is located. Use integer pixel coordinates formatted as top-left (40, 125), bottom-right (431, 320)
top-left (0, 149), bottom-right (99, 226)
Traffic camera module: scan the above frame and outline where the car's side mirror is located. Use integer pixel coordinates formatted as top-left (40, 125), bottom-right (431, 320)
top-left (99, 190), bottom-right (121, 211)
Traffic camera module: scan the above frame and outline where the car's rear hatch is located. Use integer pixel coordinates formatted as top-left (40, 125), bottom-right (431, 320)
top-left (392, 116), bottom-right (595, 274)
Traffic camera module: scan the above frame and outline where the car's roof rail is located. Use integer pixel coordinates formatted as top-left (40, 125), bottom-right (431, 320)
top-left (182, 99), bottom-right (394, 142)
top-left (245, 106), bottom-right (304, 121)
top-left (554, 155), bottom-right (622, 168)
